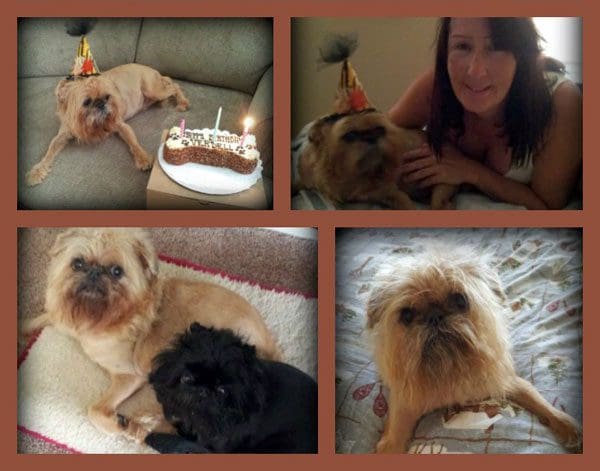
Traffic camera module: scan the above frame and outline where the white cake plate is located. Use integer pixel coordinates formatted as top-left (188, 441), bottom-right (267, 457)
top-left (157, 143), bottom-right (263, 195)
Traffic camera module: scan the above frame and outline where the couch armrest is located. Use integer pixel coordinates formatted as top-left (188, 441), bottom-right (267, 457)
top-left (248, 65), bottom-right (273, 122)
top-left (249, 66), bottom-right (273, 180)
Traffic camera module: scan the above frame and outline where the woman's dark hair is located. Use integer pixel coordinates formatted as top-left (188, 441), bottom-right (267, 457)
top-left (428, 18), bottom-right (564, 166)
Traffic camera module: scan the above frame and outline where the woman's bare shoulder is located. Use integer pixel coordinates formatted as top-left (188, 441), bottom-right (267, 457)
top-left (388, 67), bottom-right (435, 129)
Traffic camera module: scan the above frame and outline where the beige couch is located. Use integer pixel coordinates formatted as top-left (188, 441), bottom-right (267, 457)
top-left (18, 18), bottom-right (273, 209)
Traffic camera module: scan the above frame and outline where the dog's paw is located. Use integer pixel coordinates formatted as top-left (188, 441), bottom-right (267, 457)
top-left (551, 413), bottom-right (582, 453)
top-left (26, 164), bottom-right (49, 186)
top-left (133, 151), bottom-right (153, 171)
top-left (430, 198), bottom-right (455, 210)
top-left (88, 406), bottom-right (123, 436)
top-left (176, 99), bottom-right (190, 112)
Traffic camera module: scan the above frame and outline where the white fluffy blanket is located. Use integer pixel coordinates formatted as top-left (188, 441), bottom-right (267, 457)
top-left (18, 256), bottom-right (317, 453)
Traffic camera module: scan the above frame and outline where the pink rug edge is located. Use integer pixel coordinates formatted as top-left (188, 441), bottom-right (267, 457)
top-left (159, 253), bottom-right (317, 299)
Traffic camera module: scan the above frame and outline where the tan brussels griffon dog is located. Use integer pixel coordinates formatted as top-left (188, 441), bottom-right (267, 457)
top-left (20, 228), bottom-right (280, 442)
top-left (26, 64), bottom-right (189, 186)
top-left (296, 109), bottom-right (457, 210)
top-left (367, 245), bottom-right (582, 453)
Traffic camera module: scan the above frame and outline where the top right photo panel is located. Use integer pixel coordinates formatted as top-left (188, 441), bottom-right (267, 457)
top-left (291, 17), bottom-right (582, 211)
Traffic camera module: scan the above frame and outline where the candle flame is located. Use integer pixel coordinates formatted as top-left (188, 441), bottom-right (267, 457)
top-left (243, 116), bottom-right (254, 131)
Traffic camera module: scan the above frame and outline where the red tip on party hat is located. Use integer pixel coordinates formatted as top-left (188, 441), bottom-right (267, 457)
top-left (71, 35), bottom-right (100, 76)
top-left (335, 59), bottom-right (370, 113)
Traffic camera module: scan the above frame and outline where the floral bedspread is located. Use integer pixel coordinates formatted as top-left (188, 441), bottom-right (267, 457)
top-left (335, 228), bottom-right (582, 454)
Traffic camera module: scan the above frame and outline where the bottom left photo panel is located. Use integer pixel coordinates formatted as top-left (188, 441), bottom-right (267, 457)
top-left (17, 227), bottom-right (318, 454)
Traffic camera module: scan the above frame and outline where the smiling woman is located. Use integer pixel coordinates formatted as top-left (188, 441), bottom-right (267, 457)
top-left (390, 17), bottom-right (582, 210)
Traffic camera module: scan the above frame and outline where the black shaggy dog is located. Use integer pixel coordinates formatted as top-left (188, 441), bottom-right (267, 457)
top-left (144, 323), bottom-right (318, 453)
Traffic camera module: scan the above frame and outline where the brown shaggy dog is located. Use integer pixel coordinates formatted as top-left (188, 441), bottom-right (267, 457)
top-left (367, 245), bottom-right (582, 453)
top-left (26, 64), bottom-right (189, 186)
top-left (295, 109), bottom-right (457, 210)
top-left (20, 228), bottom-right (280, 442)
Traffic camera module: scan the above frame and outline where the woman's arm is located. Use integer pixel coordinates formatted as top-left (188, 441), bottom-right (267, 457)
top-left (401, 144), bottom-right (549, 209)
top-left (530, 82), bottom-right (582, 209)
top-left (388, 68), bottom-right (434, 129)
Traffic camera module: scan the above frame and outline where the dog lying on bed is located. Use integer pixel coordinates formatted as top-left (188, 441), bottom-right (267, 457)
top-left (145, 323), bottom-right (318, 453)
top-left (294, 109), bottom-right (457, 210)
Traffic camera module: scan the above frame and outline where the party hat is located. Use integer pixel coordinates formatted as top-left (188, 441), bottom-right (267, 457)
top-left (319, 32), bottom-right (371, 113)
top-left (65, 19), bottom-right (100, 77)
top-left (71, 35), bottom-right (100, 76)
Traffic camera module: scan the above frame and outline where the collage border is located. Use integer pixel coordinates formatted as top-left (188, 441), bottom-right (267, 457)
top-left (7, 0), bottom-right (596, 468)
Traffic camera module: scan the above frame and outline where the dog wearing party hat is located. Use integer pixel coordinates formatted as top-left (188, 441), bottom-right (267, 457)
top-left (26, 19), bottom-right (190, 186)
top-left (294, 34), bottom-right (456, 210)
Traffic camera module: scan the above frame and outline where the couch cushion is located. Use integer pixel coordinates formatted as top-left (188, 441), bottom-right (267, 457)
top-left (18, 18), bottom-right (141, 78)
top-left (18, 77), bottom-right (253, 209)
top-left (135, 18), bottom-right (272, 95)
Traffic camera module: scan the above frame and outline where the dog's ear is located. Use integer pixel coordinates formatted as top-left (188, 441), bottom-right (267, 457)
top-left (132, 229), bottom-right (159, 280)
top-left (241, 343), bottom-right (257, 364)
top-left (462, 257), bottom-right (507, 305)
top-left (308, 120), bottom-right (326, 146)
top-left (55, 79), bottom-right (72, 105)
top-left (50, 228), bottom-right (81, 258)
top-left (366, 285), bottom-right (387, 329)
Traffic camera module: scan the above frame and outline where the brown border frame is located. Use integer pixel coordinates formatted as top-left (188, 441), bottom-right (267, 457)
top-left (7, 0), bottom-right (597, 468)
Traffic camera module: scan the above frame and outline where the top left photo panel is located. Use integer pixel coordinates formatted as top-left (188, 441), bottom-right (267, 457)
top-left (18, 18), bottom-right (273, 210)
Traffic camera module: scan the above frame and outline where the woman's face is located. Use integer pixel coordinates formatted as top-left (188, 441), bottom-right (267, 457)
top-left (447, 18), bottom-right (517, 120)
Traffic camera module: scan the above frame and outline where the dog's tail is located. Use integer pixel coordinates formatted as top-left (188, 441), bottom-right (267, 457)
top-left (65, 18), bottom-right (98, 36)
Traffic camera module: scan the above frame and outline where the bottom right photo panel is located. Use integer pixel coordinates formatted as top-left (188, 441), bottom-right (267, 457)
top-left (336, 228), bottom-right (582, 454)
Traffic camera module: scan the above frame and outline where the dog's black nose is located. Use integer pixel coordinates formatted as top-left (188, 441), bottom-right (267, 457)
top-left (87, 265), bottom-right (103, 282)
top-left (425, 305), bottom-right (445, 327)
top-left (93, 98), bottom-right (106, 110)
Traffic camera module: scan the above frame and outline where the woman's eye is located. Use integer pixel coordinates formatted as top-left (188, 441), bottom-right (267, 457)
top-left (452, 42), bottom-right (471, 52)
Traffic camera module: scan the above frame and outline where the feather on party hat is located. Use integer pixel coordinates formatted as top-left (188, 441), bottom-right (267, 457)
top-left (319, 33), bottom-right (371, 113)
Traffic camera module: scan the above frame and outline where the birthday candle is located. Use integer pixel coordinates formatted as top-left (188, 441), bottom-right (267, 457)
top-left (213, 106), bottom-right (222, 141)
top-left (179, 118), bottom-right (185, 138)
top-left (239, 116), bottom-right (254, 147)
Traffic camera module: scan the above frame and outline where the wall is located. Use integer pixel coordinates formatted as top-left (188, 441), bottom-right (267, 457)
top-left (292, 17), bottom-right (439, 136)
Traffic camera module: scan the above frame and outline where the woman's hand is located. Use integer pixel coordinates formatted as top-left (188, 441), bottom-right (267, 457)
top-left (398, 143), bottom-right (479, 188)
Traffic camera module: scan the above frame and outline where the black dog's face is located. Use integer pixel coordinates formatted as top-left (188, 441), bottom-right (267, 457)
top-left (149, 324), bottom-right (268, 443)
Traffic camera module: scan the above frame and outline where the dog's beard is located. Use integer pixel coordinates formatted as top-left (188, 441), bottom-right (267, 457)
top-left (78, 105), bottom-right (117, 138)
top-left (417, 316), bottom-right (479, 382)
top-left (66, 279), bottom-right (112, 323)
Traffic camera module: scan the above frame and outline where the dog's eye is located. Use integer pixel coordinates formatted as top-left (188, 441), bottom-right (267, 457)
top-left (342, 131), bottom-right (359, 142)
top-left (399, 307), bottom-right (416, 325)
top-left (180, 373), bottom-right (195, 385)
top-left (83, 98), bottom-right (92, 107)
top-left (104, 94), bottom-right (110, 101)
top-left (71, 257), bottom-right (85, 271)
top-left (448, 292), bottom-right (469, 312)
top-left (109, 265), bottom-right (124, 279)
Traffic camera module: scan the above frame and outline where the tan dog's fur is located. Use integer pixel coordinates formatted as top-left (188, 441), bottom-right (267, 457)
top-left (367, 246), bottom-right (582, 453)
top-left (26, 64), bottom-right (189, 186)
top-left (296, 110), bottom-right (457, 210)
top-left (20, 228), bottom-right (280, 442)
